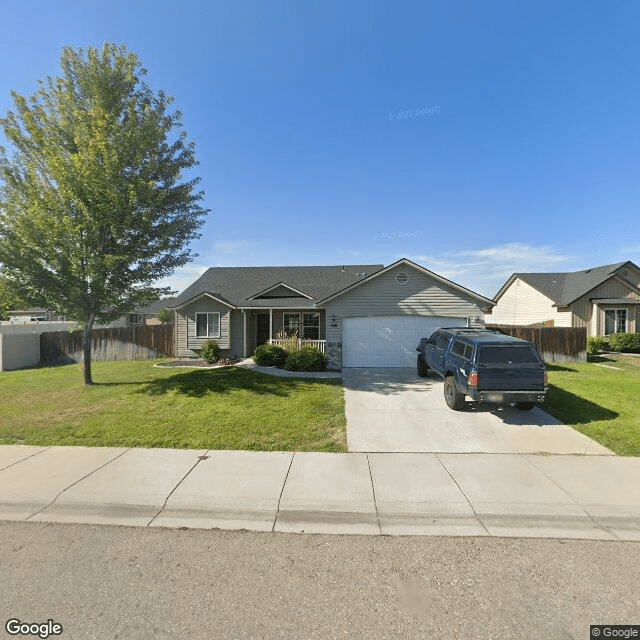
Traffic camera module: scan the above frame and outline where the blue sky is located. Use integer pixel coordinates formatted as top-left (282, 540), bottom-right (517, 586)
top-left (1, 1), bottom-right (639, 298)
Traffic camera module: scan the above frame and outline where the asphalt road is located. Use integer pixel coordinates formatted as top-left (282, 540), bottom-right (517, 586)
top-left (1, 522), bottom-right (639, 640)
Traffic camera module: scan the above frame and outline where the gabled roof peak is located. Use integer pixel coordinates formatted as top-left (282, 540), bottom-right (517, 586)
top-left (495, 261), bottom-right (640, 305)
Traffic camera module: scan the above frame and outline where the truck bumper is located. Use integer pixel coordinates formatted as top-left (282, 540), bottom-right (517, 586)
top-left (468, 389), bottom-right (548, 404)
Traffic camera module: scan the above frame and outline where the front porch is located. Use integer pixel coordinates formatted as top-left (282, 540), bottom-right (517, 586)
top-left (269, 338), bottom-right (326, 353)
top-left (245, 308), bottom-right (327, 355)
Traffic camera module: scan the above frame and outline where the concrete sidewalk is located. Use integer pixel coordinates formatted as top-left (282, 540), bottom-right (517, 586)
top-left (1, 445), bottom-right (639, 541)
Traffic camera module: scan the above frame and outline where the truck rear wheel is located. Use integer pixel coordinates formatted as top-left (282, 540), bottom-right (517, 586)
top-left (417, 355), bottom-right (429, 377)
top-left (444, 376), bottom-right (465, 411)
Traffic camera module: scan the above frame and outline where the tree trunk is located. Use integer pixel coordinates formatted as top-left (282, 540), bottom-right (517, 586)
top-left (82, 313), bottom-right (96, 386)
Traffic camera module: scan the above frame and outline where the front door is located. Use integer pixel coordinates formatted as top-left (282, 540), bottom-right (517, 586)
top-left (256, 315), bottom-right (270, 345)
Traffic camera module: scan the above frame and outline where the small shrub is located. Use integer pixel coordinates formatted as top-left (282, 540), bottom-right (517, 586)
top-left (156, 307), bottom-right (172, 324)
top-left (608, 332), bottom-right (640, 353)
top-left (284, 346), bottom-right (327, 372)
top-left (587, 336), bottom-right (608, 356)
top-left (253, 344), bottom-right (287, 367)
top-left (200, 340), bottom-right (221, 364)
top-left (275, 328), bottom-right (299, 352)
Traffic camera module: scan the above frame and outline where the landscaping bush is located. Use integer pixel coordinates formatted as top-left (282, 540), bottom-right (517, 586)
top-left (156, 307), bottom-right (172, 324)
top-left (608, 332), bottom-right (640, 353)
top-left (200, 339), bottom-right (221, 364)
top-left (253, 344), bottom-right (287, 367)
top-left (284, 346), bottom-right (327, 372)
top-left (587, 336), bottom-right (608, 356)
top-left (274, 329), bottom-right (299, 352)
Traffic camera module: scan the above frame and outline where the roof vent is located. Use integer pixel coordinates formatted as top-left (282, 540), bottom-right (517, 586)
top-left (395, 272), bottom-right (409, 286)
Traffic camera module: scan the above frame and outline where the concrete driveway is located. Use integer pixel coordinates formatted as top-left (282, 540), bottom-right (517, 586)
top-left (343, 368), bottom-right (613, 455)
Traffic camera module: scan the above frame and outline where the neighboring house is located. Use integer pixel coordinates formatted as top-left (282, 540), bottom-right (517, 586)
top-left (96, 298), bottom-right (175, 329)
top-left (169, 258), bottom-right (494, 369)
top-left (490, 261), bottom-right (640, 337)
top-left (6, 307), bottom-right (68, 322)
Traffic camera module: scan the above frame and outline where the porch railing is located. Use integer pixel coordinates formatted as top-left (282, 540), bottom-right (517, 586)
top-left (269, 338), bottom-right (326, 354)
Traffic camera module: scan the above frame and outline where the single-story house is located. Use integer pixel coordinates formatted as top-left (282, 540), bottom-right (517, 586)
top-left (96, 298), bottom-right (175, 329)
top-left (169, 258), bottom-right (495, 369)
top-left (489, 261), bottom-right (640, 337)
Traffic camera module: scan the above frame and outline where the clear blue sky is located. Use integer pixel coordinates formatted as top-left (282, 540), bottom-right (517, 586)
top-left (1, 1), bottom-right (639, 297)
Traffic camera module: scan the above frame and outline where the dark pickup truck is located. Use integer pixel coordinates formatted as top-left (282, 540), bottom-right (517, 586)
top-left (416, 328), bottom-right (548, 411)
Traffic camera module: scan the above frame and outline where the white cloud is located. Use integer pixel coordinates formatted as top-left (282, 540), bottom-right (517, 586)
top-left (153, 243), bottom-right (574, 300)
top-left (155, 263), bottom-right (210, 295)
top-left (213, 240), bottom-right (256, 255)
top-left (621, 244), bottom-right (640, 255)
top-left (407, 244), bottom-right (570, 298)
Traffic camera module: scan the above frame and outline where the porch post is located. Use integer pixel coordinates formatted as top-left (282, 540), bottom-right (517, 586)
top-left (269, 308), bottom-right (273, 342)
top-left (242, 309), bottom-right (247, 357)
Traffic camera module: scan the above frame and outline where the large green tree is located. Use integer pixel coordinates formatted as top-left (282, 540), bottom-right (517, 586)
top-left (0, 44), bottom-right (207, 384)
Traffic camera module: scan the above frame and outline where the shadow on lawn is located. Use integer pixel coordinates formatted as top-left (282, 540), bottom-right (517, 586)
top-left (545, 363), bottom-right (578, 373)
top-left (135, 366), bottom-right (326, 398)
top-left (545, 384), bottom-right (618, 424)
top-left (587, 355), bottom-right (620, 364)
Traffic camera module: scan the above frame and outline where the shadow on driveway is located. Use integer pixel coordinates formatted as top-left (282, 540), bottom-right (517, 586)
top-left (343, 366), bottom-right (617, 427)
top-left (342, 368), bottom-right (440, 395)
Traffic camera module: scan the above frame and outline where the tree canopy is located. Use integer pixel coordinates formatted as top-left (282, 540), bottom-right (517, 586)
top-left (0, 43), bottom-right (208, 383)
top-left (156, 307), bottom-right (172, 324)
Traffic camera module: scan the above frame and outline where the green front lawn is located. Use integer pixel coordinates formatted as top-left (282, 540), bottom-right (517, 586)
top-left (545, 356), bottom-right (640, 456)
top-left (0, 361), bottom-right (346, 452)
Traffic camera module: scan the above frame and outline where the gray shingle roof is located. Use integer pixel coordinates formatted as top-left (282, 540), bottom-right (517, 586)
top-left (502, 262), bottom-right (632, 305)
top-left (133, 298), bottom-right (175, 314)
top-left (170, 265), bottom-right (385, 309)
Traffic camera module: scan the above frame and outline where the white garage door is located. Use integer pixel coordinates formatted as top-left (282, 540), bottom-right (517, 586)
top-left (342, 315), bottom-right (467, 368)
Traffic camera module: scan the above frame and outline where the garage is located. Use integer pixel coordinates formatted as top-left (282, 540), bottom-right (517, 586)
top-left (342, 315), bottom-right (466, 367)
top-left (320, 258), bottom-right (495, 370)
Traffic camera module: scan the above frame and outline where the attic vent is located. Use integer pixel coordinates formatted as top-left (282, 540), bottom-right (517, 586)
top-left (621, 269), bottom-right (629, 278)
top-left (395, 272), bottom-right (409, 286)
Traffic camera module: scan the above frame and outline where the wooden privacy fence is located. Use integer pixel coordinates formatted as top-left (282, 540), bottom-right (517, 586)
top-left (486, 324), bottom-right (586, 363)
top-left (40, 325), bottom-right (175, 364)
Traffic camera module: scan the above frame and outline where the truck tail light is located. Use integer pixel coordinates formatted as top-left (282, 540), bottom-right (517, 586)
top-left (468, 369), bottom-right (478, 386)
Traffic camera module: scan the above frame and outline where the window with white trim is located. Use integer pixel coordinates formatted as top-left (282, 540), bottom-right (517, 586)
top-left (128, 313), bottom-right (144, 325)
top-left (302, 313), bottom-right (320, 339)
top-left (283, 313), bottom-right (300, 337)
top-left (195, 312), bottom-right (220, 338)
top-left (604, 309), bottom-right (627, 335)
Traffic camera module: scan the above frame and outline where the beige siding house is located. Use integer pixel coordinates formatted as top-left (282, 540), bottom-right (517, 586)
top-left (170, 258), bottom-right (495, 368)
top-left (95, 298), bottom-right (175, 329)
top-left (490, 261), bottom-right (640, 337)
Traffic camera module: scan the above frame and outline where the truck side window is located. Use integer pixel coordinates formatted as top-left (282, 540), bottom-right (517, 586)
top-left (464, 344), bottom-right (473, 360)
top-left (436, 334), bottom-right (449, 350)
top-left (451, 341), bottom-right (465, 356)
top-left (427, 332), bottom-right (438, 346)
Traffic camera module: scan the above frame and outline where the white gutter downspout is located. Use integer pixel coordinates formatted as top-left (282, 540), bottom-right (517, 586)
top-left (242, 309), bottom-right (247, 357)
top-left (174, 310), bottom-right (178, 357)
top-left (269, 308), bottom-right (273, 343)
